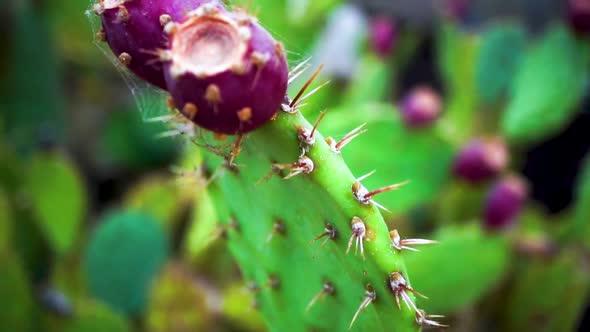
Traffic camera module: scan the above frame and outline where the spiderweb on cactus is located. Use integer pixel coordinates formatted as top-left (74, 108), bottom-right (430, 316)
top-left (84, 0), bottom-right (312, 159)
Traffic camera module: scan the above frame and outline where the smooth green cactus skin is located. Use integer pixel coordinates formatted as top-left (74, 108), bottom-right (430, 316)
top-left (405, 223), bottom-right (510, 314)
top-left (83, 210), bottom-right (168, 315)
top-left (202, 109), bottom-right (420, 331)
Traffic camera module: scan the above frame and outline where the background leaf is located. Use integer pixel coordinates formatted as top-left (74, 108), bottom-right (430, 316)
top-left (405, 223), bottom-right (510, 314)
top-left (502, 24), bottom-right (589, 143)
top-left (25, 152), bottom-right (87, 255)
top-left (475, 22), bottom-right (526, 104)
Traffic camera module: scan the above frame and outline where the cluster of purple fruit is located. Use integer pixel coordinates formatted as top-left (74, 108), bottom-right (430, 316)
top-left (94, 0), bottom-right (288, 135)
top-left (397, 87), bottom-right (527, 231)
top-left (453, 137), bottom-right (528, 231)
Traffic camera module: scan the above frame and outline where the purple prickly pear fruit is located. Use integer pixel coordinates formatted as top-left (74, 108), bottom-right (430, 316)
top-left (453, 137), bottom-right (509, 183)
top-left (398, 86), bottom-right (441, 128)
top-left (161, 8), bottom-right (289, 134)
top-left (567, 0), bottom-right (590, 35)
top-left (444, 0), bottom-right (470, 20)
top-left (94, 0), bottom-right (223, 89)
top-left (369, 16), bottom-right (396, 59)
top-left (483, 175), bottom-right (528, 231)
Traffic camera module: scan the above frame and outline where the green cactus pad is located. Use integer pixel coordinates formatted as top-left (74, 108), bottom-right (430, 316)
top-left (437, 22), bottom-right (480, 142)
top-left (502, 24), bottom-right (589, 143)
top-left (202, 106), bottom-right (421, 331)
top-left (61, 300), bottom-right (131, 332)
top-left (405, 223), bottom-right (510, 314)
top-left (502, 248), bottom-right (590, 331)
top-left (83, 210), bottom-right (169, 315)
top-left (475, 22), bottom-right (526, 104)
top-left (222, 283), bottom-right (267, 332)
top-left (146, 263), bottom-right (210, 332)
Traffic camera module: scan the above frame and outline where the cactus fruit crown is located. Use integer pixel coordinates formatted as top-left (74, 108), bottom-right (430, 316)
top-left (93, 0), bottom-right (446, 330)
top-left (161, 6), bottom-right (288, 134)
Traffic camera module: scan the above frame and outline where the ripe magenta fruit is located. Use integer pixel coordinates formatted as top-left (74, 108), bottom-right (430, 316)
top-left (483, 175), bottom-right (528, 231)
top-left (369, 16), bottom-right (396, 59)
top-left (453, 137), bottom-right (509, 183)
top-left (161, 8), bottom-right (289, 134)
top-left (399, 86), bottom-right (442, 128)
top-left (95, 0), bottom-right (223, 89)
top-left (567, 0), bottom-right (590, 35)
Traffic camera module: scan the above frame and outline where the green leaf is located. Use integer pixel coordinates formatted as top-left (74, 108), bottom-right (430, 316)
top-left (405, 223), bottom-right (510, 314)
top-left (475, 22), bottom-right (526, 104)
top-left (25, 152), bottom-right (87, 255)
top-left (321, 103), bottom-right (454, 213)
top-left (502, 24), bottom-right (589, 143)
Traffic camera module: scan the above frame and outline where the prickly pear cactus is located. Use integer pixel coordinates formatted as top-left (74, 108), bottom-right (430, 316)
top-left (91, 1), bottom-right (442, 330)
top-left (199, 95), bottom-right (441, 330)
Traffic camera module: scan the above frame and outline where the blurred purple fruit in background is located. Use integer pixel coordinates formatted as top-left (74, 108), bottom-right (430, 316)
top-left (483, 175), bottom-right (528, 231)
top-left (567, 0), bottom-right (590, 34)
top-left (369, 16), bottom-right (396, 59)
top-left (97, 0), bottom-right (222, 89)
top-left (444, 0), bottom-right (471, 20)
top-left (399, 85), bottom-right (442, 128)
top-left (163, 8), bottom-right (288, 134)
top-left (453, 137), bottom-right (509, 183)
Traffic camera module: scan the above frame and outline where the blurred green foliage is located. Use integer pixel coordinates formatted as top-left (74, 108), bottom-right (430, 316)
top-left (503, 24), bottom-right (589, 144)
top-left (83, 210), bottom-right (169, 315)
